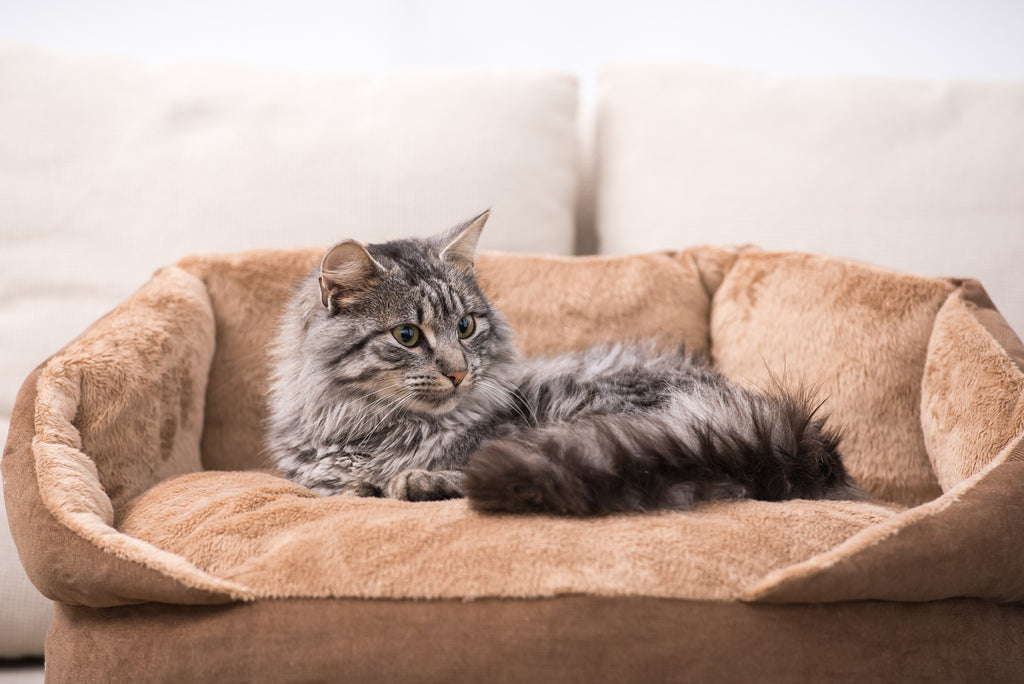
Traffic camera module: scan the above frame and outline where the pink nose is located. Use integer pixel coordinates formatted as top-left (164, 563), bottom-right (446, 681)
top-left (446, 370), bottom-right (468, 387)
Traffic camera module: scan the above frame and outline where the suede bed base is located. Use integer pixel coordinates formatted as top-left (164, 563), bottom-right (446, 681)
top-left (45, 597), bottom-right (1024, 683)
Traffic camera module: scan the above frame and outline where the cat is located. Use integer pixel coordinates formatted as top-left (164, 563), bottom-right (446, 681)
top-left (266, 211), bottom-right (861, 515)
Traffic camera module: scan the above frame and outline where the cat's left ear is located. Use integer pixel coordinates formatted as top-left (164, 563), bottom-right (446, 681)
top-left (318, 240), bottom-right (386, 312)
top-left (439, 210), bottom-right (489, 275)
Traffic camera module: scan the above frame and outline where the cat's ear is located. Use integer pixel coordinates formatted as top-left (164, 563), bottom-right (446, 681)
top-left (318, 240), bottom-right (385, 310)
top-left (439, 210), bottom-right (489, 274)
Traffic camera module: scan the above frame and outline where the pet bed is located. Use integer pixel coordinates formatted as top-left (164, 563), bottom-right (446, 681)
top-left (5, 246), bottom-right (1024, 682)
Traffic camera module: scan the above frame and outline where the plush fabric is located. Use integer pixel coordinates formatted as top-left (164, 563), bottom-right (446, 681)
top-left (115, 471), bottom-right (895, 601)
top-left (595, 63), bottom-right (1024, 337)
top-left (5, 247), bottom-right (1024, 679)
top-left (922, 286), bottom-right (1024, 490)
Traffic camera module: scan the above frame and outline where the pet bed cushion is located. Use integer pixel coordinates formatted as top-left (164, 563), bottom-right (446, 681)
top-left (5, 247), bottom-right (1024, 679)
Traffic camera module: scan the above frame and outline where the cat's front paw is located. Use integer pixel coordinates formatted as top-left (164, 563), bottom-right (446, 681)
top-left (387, 469), bottom-right (464, 501)
top-left (341, 481), bottom-right (383, 497)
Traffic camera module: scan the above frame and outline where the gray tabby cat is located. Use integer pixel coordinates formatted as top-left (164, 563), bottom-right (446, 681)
top-left (266, 211), bottom-right (861, 515)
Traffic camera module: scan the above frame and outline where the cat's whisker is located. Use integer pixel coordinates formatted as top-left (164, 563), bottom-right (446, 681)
top-left (492, 385), bottom-right (535, 426)
top-left (357, 394), bottom-right (416, 451)
top-left (476, 379), bottom-right (534, 427)
top-left (470, 383), bottom-right (507, 414)
top-left (350, 393), bottom-right (398, 425)
top-left (503, 383), bottom-right (538, 426)
top-left (349, 385), bottom-right (402, 403)
top-left (479, 377), bottom-right (537, 426)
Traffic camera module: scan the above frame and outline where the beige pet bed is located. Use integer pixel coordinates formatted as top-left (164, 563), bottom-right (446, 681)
top-left (5, 246), bottom-right (1024, 682)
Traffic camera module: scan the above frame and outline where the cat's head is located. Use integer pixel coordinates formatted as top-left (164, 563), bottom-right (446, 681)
top-left (299, 210), bottom-right (517, 416)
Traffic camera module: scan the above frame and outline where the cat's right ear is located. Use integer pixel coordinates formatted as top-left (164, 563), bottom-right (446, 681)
top-left (318, 240), bottom-right (385, 311)
top-left (439, 209), bottom-right (489, 275)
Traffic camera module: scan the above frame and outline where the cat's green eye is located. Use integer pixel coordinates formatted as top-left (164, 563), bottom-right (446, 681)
top-left (456, 315), bottom-right (476, 339)
top-left (392, 324), bottom-right (421, 347)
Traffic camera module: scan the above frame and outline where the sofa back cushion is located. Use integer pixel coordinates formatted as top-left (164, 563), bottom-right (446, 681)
top-left (594, 63), bottom-right (1024, 338)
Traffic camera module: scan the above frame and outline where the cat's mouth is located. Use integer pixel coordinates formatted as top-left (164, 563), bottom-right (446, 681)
top-left (406, 380), bottom-right (472, 416)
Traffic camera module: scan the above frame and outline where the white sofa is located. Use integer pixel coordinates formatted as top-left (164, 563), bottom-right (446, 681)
top-left (2, 42), bottom-right (1023, 661)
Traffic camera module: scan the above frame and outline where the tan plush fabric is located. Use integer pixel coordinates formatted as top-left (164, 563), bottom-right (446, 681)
top-left (476, 250), bottom-right (730, 357)
top-left (5, 366), bottom-right (235, 608)
top-left (746, 434), bottom-right (1024, 603)
top-left (27, 266), bottom-right (249, 600)
top-left (921, 287), bottom-right (1024, 491)
top-left (34, 266), bottom-right (215, 510)
top-left (115, 470), bottom-right (894, 601)
top-left (6, 247), bottom-right (1024, 610)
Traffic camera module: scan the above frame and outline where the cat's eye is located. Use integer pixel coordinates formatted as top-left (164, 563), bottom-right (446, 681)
top-left (392, 324), bottom-right (421, 347)
top-left (456, 315), bottom-right (476, 339)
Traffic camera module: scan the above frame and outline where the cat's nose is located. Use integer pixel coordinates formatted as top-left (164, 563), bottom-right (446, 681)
top-left (446, 370), bottom-right (468, 387)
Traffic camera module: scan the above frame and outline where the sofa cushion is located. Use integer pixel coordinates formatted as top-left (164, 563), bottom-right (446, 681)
top-left (594, 63), bottom-right (1024, 337)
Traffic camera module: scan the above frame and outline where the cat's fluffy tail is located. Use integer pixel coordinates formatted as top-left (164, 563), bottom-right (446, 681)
top-left (463, 390), bottom-right (862, 516)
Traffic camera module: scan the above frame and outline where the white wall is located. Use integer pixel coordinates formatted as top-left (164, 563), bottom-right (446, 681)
top-left (5, 0), bottom-right (1024, 85)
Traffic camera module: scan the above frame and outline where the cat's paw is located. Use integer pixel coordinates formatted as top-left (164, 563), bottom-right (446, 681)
top-left (387, 469), bottom-right (464, 501)
top-left (341, 481), bottom-right (383, 497)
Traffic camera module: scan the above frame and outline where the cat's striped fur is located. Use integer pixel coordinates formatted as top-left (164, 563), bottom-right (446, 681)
top-left (266, 212), bottom-right (861, 514)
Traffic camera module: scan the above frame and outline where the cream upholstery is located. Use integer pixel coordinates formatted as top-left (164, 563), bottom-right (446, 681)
top-left (595, 63), bottom-right (1024, 335)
